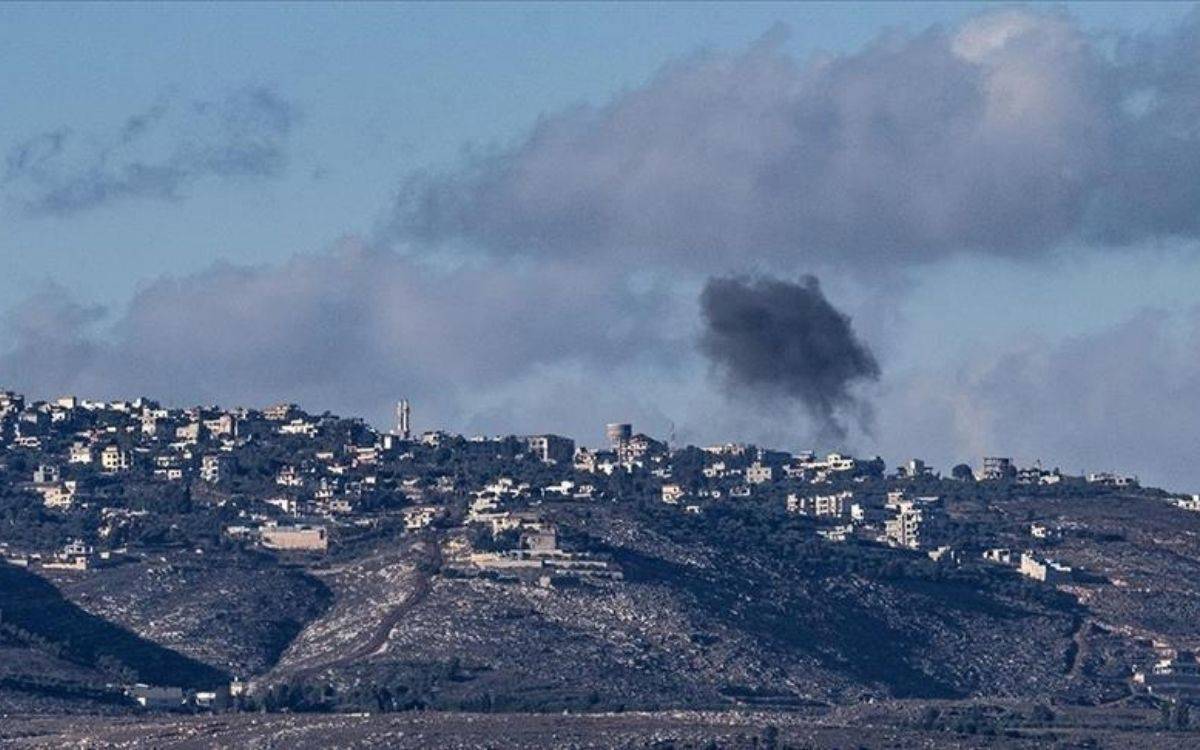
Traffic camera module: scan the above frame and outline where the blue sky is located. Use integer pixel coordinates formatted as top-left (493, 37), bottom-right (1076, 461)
top-left (4, 1), bottom-right (1194, 308)
top-left (4, 2), bottom-right (1200, 488)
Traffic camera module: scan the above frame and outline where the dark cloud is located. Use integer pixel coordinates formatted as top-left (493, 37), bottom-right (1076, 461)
top-left (699, 274), bottom-right (879, 440)
top-left (388, 8), bottom-right (1200, 270)
top-left (4, 86), bottom-right (299, 216)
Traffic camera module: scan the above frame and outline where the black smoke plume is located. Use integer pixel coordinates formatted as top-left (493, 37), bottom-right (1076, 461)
top-left (699, 274), bottom-right (880, 439)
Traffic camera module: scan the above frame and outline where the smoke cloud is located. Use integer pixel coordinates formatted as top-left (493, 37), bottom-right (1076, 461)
top-left (699, 275), bottom-right (880, 440)
top-left (4, 86), bottom-right (299, 216)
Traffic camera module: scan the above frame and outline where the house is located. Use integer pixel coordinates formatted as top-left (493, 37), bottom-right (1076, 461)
top-left (1087, 472), bottom-right (1138, 488)
top-left (745, 462), bottom-right (773, 484)
top-left (983, 548), bottom-right (1015, 565)
top-left (276, 466), bottom-right (305, 487)
top-left (264, 496), bottom-right (298, 515)
top-left (33, 464), bottom-right (60, 484)
top-left (1177, 496), bottom-right (1200, 512)
top-left (1134, 651), bottom-right (1200, 699)
top-left (404, 506), bottom-right (439, 530)
top-left (68, 441), bottom-right (93, 464)
top-left (661, 484), bottom-right (685, 504)
top-left (278, 419), bottom-right (319, 438)
top-left (39, 481), bottom-right (80, 509)
top-left (817, 524), bottom-right (854, 542)
top-left (262, 403), bottom-right (298, 421)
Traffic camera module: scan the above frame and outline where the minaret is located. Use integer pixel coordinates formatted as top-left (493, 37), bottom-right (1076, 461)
top-left (397, 399), bottom-right (411, 439)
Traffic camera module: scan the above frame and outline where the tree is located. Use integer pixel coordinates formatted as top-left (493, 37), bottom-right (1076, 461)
top-left (951, 464), bottom-right (975, 482)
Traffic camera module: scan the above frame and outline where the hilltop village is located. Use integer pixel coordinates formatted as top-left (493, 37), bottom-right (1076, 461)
top-left (1, 391), bottom-right (1166, 573)
top-left (3, 389), bottom-right (1200, 722)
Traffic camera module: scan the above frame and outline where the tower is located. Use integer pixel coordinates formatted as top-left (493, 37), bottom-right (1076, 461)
top-left (396, 399), bottom-right (411, 439)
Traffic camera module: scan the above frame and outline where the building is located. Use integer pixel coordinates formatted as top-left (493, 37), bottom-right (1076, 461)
top-left (661, 483), bottom-right (685, 504)
top-left (896, 458), bottom-right (934, 479)
top-left (788, 490), bottom-right (853, 518)
top-left (100, 444), bottom-right (132, 473)
top-left (1134, 651), bottom-right (1200, 699)
top-left (200, 454), bottom-right (231, 484)
top-left (1087, 472), bottom-right (1138, 488)
top-left (617, 433), bottom-right (667, 465)
top-left (261, 524), bottom-right (329, 552)
top-left (262, 403), bottom-right (298, 421)
top-left (1177, 496), bottom-right (1200, 512)
top-left (1019, 552), bottom-right (1072, 583)
top-left (404, 506), bottom-right (438, 530)
top-left (981, 457), bottom-right (1015, 481)
top-left (68, 441), bottom-right (93, 464)
top-left (745, 462), bottom-right (773, 484)
top-left (883, 497), bottom-right (923, 549)
top-left (524, 434), bottom-right (575, 465)
top-left (33, 464), bottom-right (60, 484)
top-left (38, 481), bottom-right (79, 510)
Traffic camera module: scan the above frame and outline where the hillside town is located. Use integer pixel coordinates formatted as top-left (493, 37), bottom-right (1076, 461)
top-left (3, 389), bottom-right (1200, 718)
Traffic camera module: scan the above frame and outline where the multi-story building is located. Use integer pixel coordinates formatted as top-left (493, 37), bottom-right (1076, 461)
top-left (788, 490), bottom-right (853, 518)
top-left (200, 454), bottom-right (231, 483)
top-left (981, 457), bottom-right (1015, 481)
top-left (524, 434), bottom-right (576, 465)
top-left (100, 444), bottom-right (132, 473)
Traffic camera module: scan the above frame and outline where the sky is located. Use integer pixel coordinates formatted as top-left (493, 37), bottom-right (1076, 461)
top-left (4, 2), bottom-right (1200, 489)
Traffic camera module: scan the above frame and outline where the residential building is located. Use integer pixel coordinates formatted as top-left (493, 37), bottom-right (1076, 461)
top-left (524, 434), bottom-right (575, 465)
top-left (100, 444), bottom-right (132, 473)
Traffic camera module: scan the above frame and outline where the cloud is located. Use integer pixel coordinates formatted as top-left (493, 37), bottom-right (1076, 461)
top-left (0, 242), bottom-right (682, 434)
top-left (875, 308), bottom-right (1200, 490)
top-left (388, 8), bottom-right (1200, 270)
top-left (4, 86), bottom-right (299, 216)
top-left (699, 274), bottom-right (879, 440)
top-left (0, 283), bottom-right (105, 391)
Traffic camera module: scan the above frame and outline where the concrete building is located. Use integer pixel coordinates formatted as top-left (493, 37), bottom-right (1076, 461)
top-left (1134, 651), bottom-right (1200, 699)
top-left (33, 464), bottom-right (60, 484)
top-left (981, 457), bottom-right (1015, 481)
top-left (100, 444), bottom-right (132, 473)
top-left (883, 497), bottom-right (923, 549)
top-left (200, 454), bottom-right (231, 484)
top-left (68, 441), bottom-right (93, 464)
top-left (745, 462), bottom-right (773, 484)
top-left (261, 524), bottom-right (328, 552)
top-left (1019, 552), bottom-right (1072, 583)
top-left (524, 434), bottom-right (575, 465)
top-left (788, 490), bottom-right (853, 518)
top-left (661, 483), bottom-right (685, 504)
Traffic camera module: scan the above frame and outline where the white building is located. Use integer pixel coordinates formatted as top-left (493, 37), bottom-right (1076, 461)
top-left (787, 490), bottom-right (853, 518)
top-left (100, 445), bottom-right (132, 473)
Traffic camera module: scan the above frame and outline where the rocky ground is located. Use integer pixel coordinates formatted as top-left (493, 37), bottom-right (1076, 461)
top-left (3, 703), bottom-right (1199, 749)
